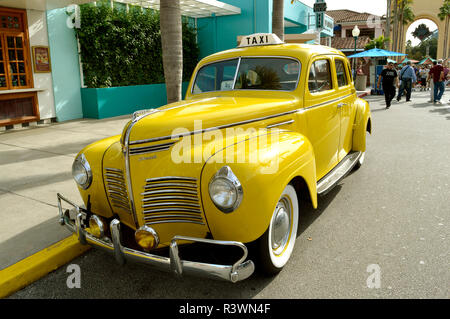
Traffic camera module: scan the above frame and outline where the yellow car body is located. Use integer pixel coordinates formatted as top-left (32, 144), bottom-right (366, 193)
top-left (58, 35), bottom-right (371, 282)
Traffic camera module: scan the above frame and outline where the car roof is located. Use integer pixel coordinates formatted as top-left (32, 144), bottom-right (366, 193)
top-left (199, 43), bottom-right (347, 66)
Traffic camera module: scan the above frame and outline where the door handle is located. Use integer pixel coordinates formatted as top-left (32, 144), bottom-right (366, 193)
top-left (337, 103), bottom-right (347, 108)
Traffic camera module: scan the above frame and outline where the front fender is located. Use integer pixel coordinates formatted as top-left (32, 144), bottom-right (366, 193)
top-left (75, 135), bottom-right (121, 219)
top-left (200, 130), bottom-right (317, 243)
top-left (352, 98), bottom-right (371, 152)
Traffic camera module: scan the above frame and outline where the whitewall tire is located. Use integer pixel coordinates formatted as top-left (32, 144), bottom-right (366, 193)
top-left (258, 184), bottom-right (299, 275)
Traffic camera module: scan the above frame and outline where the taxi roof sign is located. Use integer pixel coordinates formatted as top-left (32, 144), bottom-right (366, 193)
top-left (238, 33), bottom-right (284, 48)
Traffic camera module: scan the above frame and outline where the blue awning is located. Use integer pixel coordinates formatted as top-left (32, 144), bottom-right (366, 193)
top-left (347, 48), bottom-right (407, 58)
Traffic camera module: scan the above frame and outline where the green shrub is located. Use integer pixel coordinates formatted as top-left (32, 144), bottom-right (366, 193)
top-left (73, 3), bottom-right (199, 88)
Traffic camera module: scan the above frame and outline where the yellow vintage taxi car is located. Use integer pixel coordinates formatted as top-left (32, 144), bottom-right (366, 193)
top-left (58, 33), bottom-right (371, 283)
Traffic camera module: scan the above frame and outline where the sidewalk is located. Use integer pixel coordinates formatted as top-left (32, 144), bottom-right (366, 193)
top-left (0, 115), bottom-right (130, 296)
top-left (356, 87), bottom-right (371, 98)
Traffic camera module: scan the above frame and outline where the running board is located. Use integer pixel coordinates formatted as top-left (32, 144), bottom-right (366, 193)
top-left (317, 151), bottom-right (362, 196)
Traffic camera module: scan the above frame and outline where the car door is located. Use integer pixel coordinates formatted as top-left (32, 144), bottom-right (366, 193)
top-left (303, 56), bottom-right (341, 181)
top-left (333, 57), bottom-right (357, 161)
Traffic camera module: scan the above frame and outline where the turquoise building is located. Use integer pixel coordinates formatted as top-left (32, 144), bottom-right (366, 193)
top-left (0, 0), bottom-right (333, 127)
top-left (195, 0), bottom-right (334, 58)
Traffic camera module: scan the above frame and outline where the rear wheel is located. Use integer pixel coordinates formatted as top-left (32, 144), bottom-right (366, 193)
top-left (257, 184), bottom-right (299, 275)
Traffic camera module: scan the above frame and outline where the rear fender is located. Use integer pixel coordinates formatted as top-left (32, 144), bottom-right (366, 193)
top-left (352, 98), bottom-right (371, 152)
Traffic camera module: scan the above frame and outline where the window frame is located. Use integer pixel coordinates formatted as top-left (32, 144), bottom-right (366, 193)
top-left (0, 7), bottom-right (33, 91)
top-left (334, 58), bottom-right (350, 88)
top-left (191, 55), bottom-right (302, 95)
top-left (307, 58), bottom-right (334, 94)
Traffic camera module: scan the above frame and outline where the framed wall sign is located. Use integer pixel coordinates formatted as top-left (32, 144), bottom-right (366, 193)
top-left (32, 46), bottom-right (51, 73)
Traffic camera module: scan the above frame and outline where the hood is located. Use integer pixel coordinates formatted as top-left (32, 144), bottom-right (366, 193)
top-left (126, 95), bottom-right (298, 145)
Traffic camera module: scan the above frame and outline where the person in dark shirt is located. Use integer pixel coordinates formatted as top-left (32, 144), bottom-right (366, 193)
top-left (377, 62), bottom-right (398, 109)
top-left (429, 60), bottom-right (445, 104)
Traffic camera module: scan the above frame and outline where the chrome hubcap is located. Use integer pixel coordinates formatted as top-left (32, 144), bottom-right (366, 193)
top-left (271, 197), bottom-right (291, 254)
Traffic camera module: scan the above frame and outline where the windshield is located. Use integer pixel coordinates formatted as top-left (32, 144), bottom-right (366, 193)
top-left (192, 57), bottom-right (301, 94)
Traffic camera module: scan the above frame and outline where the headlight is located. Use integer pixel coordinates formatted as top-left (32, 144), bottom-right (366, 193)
top-left (72, 153), bottom-right (92, 190)
top-left (208, 166), bottom-right (243, 213)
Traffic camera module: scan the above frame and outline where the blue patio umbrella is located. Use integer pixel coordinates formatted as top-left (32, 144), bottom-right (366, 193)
top-left (347, 48), bottom-right (407, 58)
top-left (348, 49), bottom-right (407, 96)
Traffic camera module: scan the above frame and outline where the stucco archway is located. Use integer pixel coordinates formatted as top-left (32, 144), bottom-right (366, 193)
top-left (391, 1), bottom-right (448, 60)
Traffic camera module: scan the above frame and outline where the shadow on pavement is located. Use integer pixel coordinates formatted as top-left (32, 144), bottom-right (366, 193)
top-left (0, 171), bottom-right (72, 193)
top-left (0, 216), bottom-right (71, 270)
top-left (0, 139), bottom-right (100, 165)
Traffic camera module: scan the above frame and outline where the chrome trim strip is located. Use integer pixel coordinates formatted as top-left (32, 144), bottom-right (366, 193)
top-left (142, 202), bottom-right (200, 208)
top-left (231, 57), bottom-right (242, 90)
top-left (266, 119), bottom-right (294, 129)
top-left (105, 167), bottom-right (122, 173)
top-left (141, 189), bottom-right (198, 196)
top-left (107, 184), bottom-right (127, 191)
top-left (146, 176), bottom-right (197, 182)
top-left (143, 208), bottom-right (201, 214)
top-left (143, 207), bottom-right (201, 213)
top-left (123, 110), bottom-right (161, 228)
top-left (142, 195), bottom-right (198, 202)
top-left (105, 172), bottom-right (124, 177)
top-left (301, 93), bottom-right (354, 112)
top-left (144, 182), bottom-right (197, 189)
top-left (146, 219), bottom-right (205, 226)
top-left (144, 214), bottom-right (203, 220)
top-left (129, 141), bottom-right (175, 155)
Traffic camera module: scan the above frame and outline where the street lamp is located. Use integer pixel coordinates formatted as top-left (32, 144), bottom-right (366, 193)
top-left (352, 25), bottom-right (360, 78)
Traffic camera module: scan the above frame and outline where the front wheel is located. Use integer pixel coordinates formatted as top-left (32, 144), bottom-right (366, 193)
top-left (257, 184), bottom-right (299, 275)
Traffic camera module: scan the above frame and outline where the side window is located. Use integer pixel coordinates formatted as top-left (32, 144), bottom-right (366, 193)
top-left (308, 59), bottom-right (333, 93)
top-left (335, 59), bottom-right (349, 87)
top-left (347, 61), bottom-right (354, 82)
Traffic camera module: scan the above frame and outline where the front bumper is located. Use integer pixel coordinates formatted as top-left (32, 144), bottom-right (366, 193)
top-left (57, 193), bottom-right (255, 283)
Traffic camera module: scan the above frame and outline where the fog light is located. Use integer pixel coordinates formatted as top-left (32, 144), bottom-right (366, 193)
top-left (135, 226), bottom-right (159, 251)
top-left (88, 215), bottom-right (105, 238)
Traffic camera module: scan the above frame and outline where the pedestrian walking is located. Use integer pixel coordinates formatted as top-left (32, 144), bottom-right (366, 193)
top-left (377, 62), bottom-right (398, 109)
top-left (418, 66), bottom-right (428, 91)
top-left (427, 63), bottom-right (435, 102)
top-left (429, 59), bottom-right (445, 105)
top-left (397, 61), bottom-right (417, 102)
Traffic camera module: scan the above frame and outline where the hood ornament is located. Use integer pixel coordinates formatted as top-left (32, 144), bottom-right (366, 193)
top-left (132, 108), bottom-right (160, 122)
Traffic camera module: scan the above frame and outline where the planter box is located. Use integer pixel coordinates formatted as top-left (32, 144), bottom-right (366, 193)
top-left (81, 82), bottom-right (190, 119)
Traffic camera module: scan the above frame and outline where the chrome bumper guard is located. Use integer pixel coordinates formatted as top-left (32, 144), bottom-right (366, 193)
top-left (57, 193), bottom-right (255, 283)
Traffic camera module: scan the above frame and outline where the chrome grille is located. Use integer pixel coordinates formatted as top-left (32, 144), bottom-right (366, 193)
top-left (129, 141), bottom-right (175, 155)
top-left (140, 176), bottom-right (204, 225)
top-left (104, 168), bottom-right (131, 214)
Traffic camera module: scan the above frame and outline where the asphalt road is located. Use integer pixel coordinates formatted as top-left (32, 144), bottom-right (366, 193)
top-left (10, 90), bottom-right (450, 299)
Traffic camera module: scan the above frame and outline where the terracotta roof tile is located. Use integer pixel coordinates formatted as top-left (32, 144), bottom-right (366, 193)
top-left (321, 36), bottom-right (371, 50)
top-left (326, 9), bottom-right (382, 23)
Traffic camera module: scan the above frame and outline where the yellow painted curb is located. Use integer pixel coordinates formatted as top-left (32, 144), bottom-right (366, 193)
top-left (0, 234), bottom-right (90, 298)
